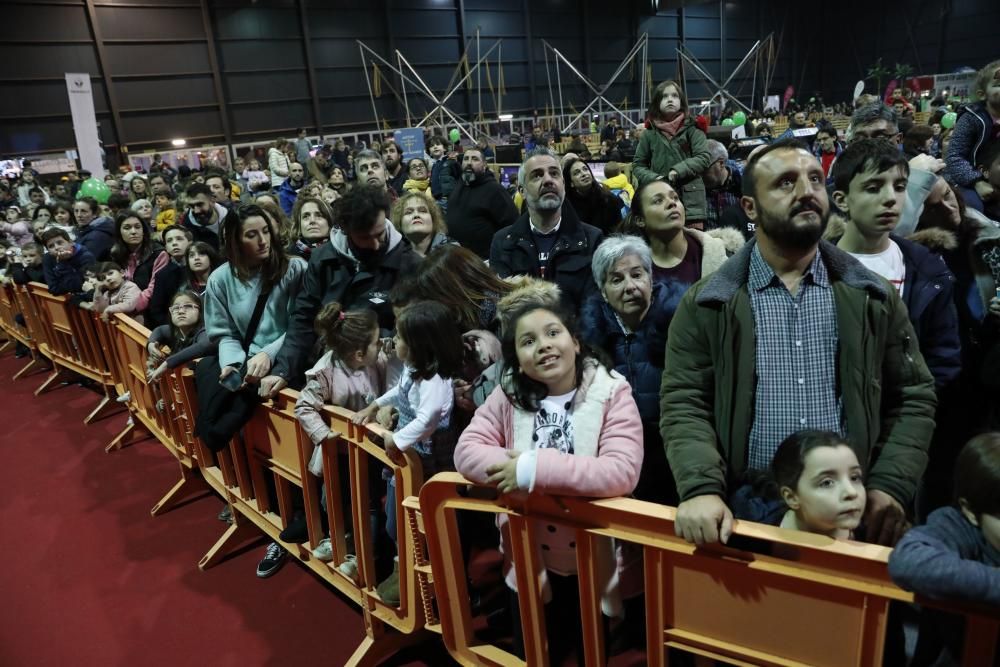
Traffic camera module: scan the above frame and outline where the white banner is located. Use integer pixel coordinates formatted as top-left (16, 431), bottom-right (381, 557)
top-left (64, 73), bottom-right (104, 177)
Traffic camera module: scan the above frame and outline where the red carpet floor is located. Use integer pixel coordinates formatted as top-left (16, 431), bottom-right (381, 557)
top-left (0, 352), bottom-right (453, 667)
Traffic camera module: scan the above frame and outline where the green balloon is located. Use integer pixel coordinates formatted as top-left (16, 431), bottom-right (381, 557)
top-left (77, 177), bottom-right (111, 204)
top-left (732, 111), bottom-right (747, 126)
top-left (449, 128), bottom-right (461, 143)
top-left (941, 112), bottom-right (957, 129)
top-left (721, 118), bottom-right (735, 126)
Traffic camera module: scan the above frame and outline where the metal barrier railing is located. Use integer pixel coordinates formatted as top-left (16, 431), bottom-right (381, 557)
top-left (418, 472), bottom-right (1000, 667)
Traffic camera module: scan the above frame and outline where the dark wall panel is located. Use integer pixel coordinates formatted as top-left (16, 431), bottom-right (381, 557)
top-left (9, 4), bottom-right (90, 40)
top-left (224, 71), bottom-right (310, 103)
top-left (104, 43), bottom-right (212, 76)
top-left (95, 6), bottom-right (204, 41)
top-left (310, 8), bottom-right (383, 38)
top-left (116, 76), bottom-right (218, 110)
top-left (231, 102), bottom-right (312, 135)
top-left (13, 45), bottom-right (101, 78)
top-left (214, 7), bottom-right (301, 39)
top-left (218, 41), bottom-right (305, 71)
top-left (2, 118), bottom-right (84, 155)
top-left (3, 0), bottom-right (998, 157)
top-left (121, 108), bottom-right (222, 143)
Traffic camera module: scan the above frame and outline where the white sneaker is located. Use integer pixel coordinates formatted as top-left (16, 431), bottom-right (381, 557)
top-left (116, 391), bottom-right (131, 404)
top-left (338, 554), bottom-right (359, 583)
top-left (312, 538), bottom-right (333, 562)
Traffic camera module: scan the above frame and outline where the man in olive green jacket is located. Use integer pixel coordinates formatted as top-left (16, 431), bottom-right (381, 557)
top-left (660, 139), bottom-right (937, 547)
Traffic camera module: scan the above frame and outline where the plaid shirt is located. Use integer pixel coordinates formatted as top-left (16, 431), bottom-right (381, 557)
top-left (705, 160), bottom-right (744, 230)
top-left (747, 245), bottom-right (844, 470)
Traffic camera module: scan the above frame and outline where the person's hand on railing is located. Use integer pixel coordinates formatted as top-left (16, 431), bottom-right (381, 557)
top-left (257, 375), bottom-right (287, 398)
top-left (147, 361), bottom-right (168, 383)
top-left (675, 494), bottom-right (734, 546)
top-left (382, 432), bottom-right (404, 466)
top-left (863, 489), bottom-right (909, 546)
top-left (485, 451), bottom-right (521, 494)
top-left (100, 310), bottom-right (110, 323)
top-left (352, 402), bottom-right (379, 425)
top-left (242, 351), bottom-right (271, 384)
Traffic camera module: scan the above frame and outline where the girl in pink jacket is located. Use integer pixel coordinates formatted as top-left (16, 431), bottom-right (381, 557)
top-left (454, 295), bottom-right (644, 661)
top-left (294, 302), bottom-right (385, 573)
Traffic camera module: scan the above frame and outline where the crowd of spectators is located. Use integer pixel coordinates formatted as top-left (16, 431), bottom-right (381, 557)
top-left (2, 58), bottom-right (1000, 664)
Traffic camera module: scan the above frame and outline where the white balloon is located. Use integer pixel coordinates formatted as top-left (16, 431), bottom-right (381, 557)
top-left (853, 80), bottom-right (865, 101)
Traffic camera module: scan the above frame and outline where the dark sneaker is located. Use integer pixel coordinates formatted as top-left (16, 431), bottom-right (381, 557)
top-left (217, 504), bottom-right (233, 523)
top-left (278, 514), bottom-right (309, 544)
top-left (256, 542), bottom-right (287, 578)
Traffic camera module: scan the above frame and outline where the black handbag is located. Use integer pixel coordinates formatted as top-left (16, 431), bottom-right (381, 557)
top-left (194, 285), bottom-right (273, 452)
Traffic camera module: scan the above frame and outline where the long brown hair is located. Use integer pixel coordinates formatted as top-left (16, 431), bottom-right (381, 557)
top-left (415, 244), bottom-right (511, 330)
top-left (396, 301), bottom-right (464, 381)
top-left (223, 204), bottom-right (289, 288)
top-left (647, 79), bottom-right (688, 121)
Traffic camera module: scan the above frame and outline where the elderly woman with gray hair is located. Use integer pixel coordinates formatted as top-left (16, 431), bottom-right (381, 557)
top-left (580, 234), bottom-right (687, 504)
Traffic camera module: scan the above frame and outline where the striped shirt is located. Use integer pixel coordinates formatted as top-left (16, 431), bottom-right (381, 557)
top-left (747, 244), bottom-right (844, 470)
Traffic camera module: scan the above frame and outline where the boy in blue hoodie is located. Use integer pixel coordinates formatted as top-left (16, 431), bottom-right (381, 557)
top-left (41, 227), bottom-right (96, 295)
top-left (889, 433), bottom-right (1000, 664)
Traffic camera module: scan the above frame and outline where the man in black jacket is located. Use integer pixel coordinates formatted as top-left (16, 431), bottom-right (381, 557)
top-left (490, 148), bottom-right (603, 312)
top-left (258, 185), bottom-right (422, 395)
top-left (181, 183), bottom-right (236, 251)
top-left (445, 148), bottom-right (519, 259)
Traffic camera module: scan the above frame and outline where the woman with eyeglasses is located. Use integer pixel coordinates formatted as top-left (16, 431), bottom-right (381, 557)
top-left (146, 290), bottom-right (214, 384)
top-left (401, 157), bottom-right (434, 202)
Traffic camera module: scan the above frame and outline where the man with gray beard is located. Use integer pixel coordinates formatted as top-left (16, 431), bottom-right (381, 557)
top-left (490, 147), bottom-right (604, 311)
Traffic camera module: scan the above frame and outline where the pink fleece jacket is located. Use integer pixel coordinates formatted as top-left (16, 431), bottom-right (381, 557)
top-left (94, 280), bottom-right (141, 315)
top-left (295, 350), bottom-right (387, 446)
top-left (126, 250), bottom-right (170, 313)
top-left (454, 359), bottom-right (643, 615)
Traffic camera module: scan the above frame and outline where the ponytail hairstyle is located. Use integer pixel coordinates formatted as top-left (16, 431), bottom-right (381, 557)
top-left (315, 301), bottom-right (378, 363)
top-left (395, 300), bottom-right (464, 381)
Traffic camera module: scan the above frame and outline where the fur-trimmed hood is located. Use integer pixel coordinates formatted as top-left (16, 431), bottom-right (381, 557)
top-left (684, 226), bottom-right (746, 277)
top-left (908, 227), bottom-right (959, 252)
top-left (497, 277), bottom-right (562, 335)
